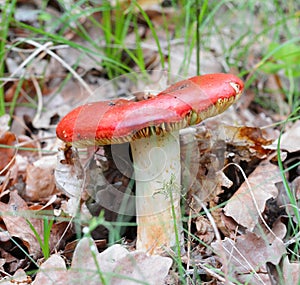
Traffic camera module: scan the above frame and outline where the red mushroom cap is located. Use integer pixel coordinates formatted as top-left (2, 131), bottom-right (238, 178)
top-left (56, 73), bottom-right (244, 146)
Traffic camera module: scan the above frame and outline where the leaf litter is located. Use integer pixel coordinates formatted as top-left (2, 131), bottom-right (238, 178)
top-left (33, 237), bottom-right (172, 285)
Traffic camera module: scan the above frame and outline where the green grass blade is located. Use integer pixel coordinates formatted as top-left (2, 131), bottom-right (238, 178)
top-left (0, 0), bottom-right (18, 116)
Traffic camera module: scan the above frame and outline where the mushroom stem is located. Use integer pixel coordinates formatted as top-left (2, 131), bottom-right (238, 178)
top-left (130, 130), bottom-right (183, 254)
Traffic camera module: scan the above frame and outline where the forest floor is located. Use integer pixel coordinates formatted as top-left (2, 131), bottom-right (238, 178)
top-left (0, 1), bottom-right (299, 284)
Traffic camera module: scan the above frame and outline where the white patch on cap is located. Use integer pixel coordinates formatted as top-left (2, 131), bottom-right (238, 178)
top-left (229, 82), bottom-right (241, 94)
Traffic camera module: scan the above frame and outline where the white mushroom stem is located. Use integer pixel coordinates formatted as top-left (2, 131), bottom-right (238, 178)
top-left (130, 130), bottom-right (183, 254)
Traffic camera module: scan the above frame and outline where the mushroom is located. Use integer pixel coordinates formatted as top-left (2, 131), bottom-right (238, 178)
top-left (56, 73), bottom-right (244, 254)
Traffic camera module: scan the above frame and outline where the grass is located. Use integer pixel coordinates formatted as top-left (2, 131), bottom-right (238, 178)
top-left (26, 216), bottom-right (54, 260)
top-left (277, 108), bottom-right (300, 259)
top-left (0, 0), bottom-right (18, 116)
top-left (0, 0), bottom-right (300, 284)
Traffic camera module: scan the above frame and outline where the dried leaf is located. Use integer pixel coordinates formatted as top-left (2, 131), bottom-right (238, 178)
top-left (32, 254), bottom-right (67, 285)
top-left (0, 131), bottom-right (16, 173)
top-left (0, 191), bottom-right (67, 259)
top-left (267, 218), bottom-right (287, 241)
top-left (0, 268), bottom-right (31, 285)
top-left (217, 125), bottom-right (273, 159)
top-left (193, 216), bottom-right (215, 245)
top-left (54, 146), bottom-right (84, 198)
top-left (111, 251), bottom-right (172, 285)
top-left (0, 114), bottom-right (10, 135)
top-left (34, 237), bottom-right (172, 285)
top-left (269, 120), bottom-right (300, 153)
top-left (61, 197), bottom-right (80, 217)
top-left (68, 238), bottom-right (127, 284)
top-left (71, 238), bottom-right (172, 285)
top-left (25, 156), bottom-right (57, 201)
top-left (181, 126), bottom-right (229, 211)
top-left (282, 256), bottom-right (300, 285)
top-left (224, 160), bottom-right (282, 230)
top-left (0, 191), bottom-right (43, 257)
top-left (212, 232), bottom-right (286, 284)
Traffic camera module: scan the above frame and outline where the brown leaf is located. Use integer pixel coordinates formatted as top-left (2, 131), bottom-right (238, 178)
top-left (269, 120), bottom-right (300, 153)
top-left (0, 191), bottom-right (43, 257)
top-left (193, 216), bottom-right (215, 245)
top-left (25, 156), bottom-right (57, 201)
top-left (35, 237), bottom-right (172, 285)
top-left (72, 238), bottom-right (172, 285)
top-left (0, 191), bottom-right (66, 259)
top-left (224, 160), bottom-right (282, 230)
top-left (282, 256), bottom-right (300, 285)
top-left (0, 268), bottom-right (31, 285)
top-left (111, 251), bottom-right (173, 285)
top-left (181, 126), bottom-right (229, 211)
top-left (212, 232), bottom-right (286, 284)
top-left (0, 131), bottom-right (17, 174)
top-left (32, 254), bottom-right (67, 285)
top-left (5, 79), bottom-right (50, 103)
top-left (218, 125), bottom-right (274, 159)
top-left (267, 218), bottom-right (287, 241)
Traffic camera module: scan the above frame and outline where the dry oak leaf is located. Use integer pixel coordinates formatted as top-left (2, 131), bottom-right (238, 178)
top-left (0, 131), bottom-right (17, 173)
top-left (0, 191), bottom-right (66, 260)
top-left (32, 254), bottom-right (67, 285)
top-left (269, 120), bottom-right (300, 153)
top-left (224, 159), bottom-right (282, 230)
top-left (70, 238), bottom-right (172, 285)
top-left (0, 191), bottom-right (43, 258)
top-left (33, 237), bottom-right (172, 285)
top-left (54, 146), bottom-right (84, 199)
top-left (212, 232), bottom-right (286, 285)
top-left (25, 155), bottom-right (57, 201)
top-left (211, 125), bottom-right (274, 160)
top-left (281, 256), bottom-right (300, 285)
top-left (0, 268), bottom-right (31, 285)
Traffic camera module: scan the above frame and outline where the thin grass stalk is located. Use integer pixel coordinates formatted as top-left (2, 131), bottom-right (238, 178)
top-left (0, 0), bottom-right (18, 116)
top-left (135, 2), bottom-right (165, 69)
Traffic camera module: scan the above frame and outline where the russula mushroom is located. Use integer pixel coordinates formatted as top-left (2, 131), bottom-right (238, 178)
top-left (56, 73), bottom-right (244, 254)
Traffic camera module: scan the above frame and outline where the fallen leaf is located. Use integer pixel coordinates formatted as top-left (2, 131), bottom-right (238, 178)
top-left (68, 238), bottom-right (128, 284)
top-left (0, 131), bottom-right (17, 174)
top-left (224, 160), bottom-right (282, 230)
top-left (32, 254), bottom-right (67, 285)
top-left (276, 176), bottom-right (300, 223)
top-left (193, 216), bottom-right (215, 245)
top-left (216, 125), bottom-right (273, 159)
top-left (282, 256), bottom-right (300, 285)
top-left (268, 120), bottom-right (300, 153)
top-left (25, 155), bottom-right (57, 201)
top-left (237, 272), bottom-right (272, 285)
top-left (0, 114), bottom-right (10, 135)
top-left (0, 191), bottom-right (43, 257)
top-left (34, 237), bottom-right (172, 285)
top-left (0, 191), bottom-right (67, 259)
top-left (181, 126), bottom-right (231, 211)
top-left (212, 232), bottom-right (286, 285)
top-left (111, 251), bottom-right (173, 285)
top-left (267, 218), bottom-right (287, 241)
top-left (54, 145), bottom-right (84, 199)
top-left (0, 268), bottom-right (31, 285)
top-left (71, 238), bottom-right (172, 285)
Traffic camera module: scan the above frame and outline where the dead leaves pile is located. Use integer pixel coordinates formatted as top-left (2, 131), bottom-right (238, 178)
top-left (1, 238), bottom-right (172, 285)
top-left (180, 120), bottom-right (300, 284)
